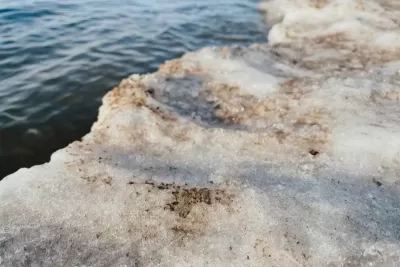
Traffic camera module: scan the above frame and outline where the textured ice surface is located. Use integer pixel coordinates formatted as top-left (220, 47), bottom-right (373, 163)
top-left (1, 0), bottom-right (400, 266)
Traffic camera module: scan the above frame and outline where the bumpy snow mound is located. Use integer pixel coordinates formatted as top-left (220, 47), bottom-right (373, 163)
top-left (260, 0), bottom-right (400, 70)
top-left (1, 1), bottom-right (400, 266)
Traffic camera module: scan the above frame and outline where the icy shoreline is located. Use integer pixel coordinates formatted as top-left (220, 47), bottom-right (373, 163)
top-left (1, 1), bottom-right (400, 266)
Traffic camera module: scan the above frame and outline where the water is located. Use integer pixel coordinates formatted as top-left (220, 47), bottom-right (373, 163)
top-left (0, 0), bottom-right (267, 179)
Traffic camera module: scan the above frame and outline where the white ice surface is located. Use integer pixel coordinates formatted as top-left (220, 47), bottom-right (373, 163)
top-left (1, 0), bottom-right (400, 266)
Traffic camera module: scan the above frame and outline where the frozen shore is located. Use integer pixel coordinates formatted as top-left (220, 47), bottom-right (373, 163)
top-left (1, 0), bottom-right (400, 266)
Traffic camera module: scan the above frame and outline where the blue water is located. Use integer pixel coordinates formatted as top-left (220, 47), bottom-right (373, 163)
top-left (0, 0), bottom-right (267, 178)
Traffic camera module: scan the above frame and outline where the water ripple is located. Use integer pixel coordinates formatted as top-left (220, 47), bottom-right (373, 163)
top-left (0, 0), bottom-right (267, 178)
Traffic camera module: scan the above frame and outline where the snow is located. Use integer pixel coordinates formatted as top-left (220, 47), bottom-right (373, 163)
top-left (1, 0), bottom-right (400, 266)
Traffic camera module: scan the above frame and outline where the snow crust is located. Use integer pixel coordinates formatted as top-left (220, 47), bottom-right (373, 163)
top-left (1, 0), bottom-right (400, 266)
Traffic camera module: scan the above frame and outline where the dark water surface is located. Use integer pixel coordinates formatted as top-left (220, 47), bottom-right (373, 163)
top-left (0, 0), bottom-right (267, 178)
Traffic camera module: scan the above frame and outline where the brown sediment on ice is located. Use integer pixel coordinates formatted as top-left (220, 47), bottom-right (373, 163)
top-left (0, 1), bottom-right (400, 266)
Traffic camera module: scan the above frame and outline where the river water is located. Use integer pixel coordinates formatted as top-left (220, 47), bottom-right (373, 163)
top-left (0, 0), bottom-right (267, 178)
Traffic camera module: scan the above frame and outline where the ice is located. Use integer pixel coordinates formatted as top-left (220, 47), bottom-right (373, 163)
top-left (1, 0), bottom-right (400, 266)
